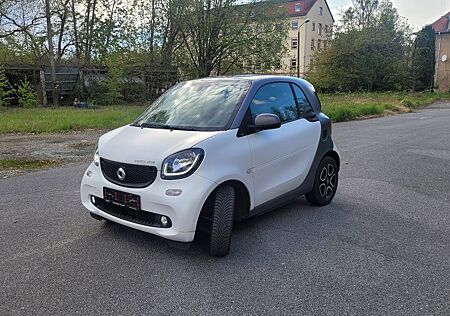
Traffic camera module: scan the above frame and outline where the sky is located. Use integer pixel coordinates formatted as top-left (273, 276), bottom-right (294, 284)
top-left (328, 0), bottom-right (450, 30)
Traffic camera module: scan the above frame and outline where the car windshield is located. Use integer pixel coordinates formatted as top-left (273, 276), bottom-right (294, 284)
top-left (133, 79), bottom-right (251, 131)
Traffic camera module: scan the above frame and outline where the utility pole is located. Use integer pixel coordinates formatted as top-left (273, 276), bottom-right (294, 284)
top-left (297, 19), bottom-right (310, 78)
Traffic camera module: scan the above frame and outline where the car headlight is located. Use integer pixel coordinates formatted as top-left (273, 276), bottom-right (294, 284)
top-left (94, 146), bottom-right (100, 167)
top-left (161, 148), bottom-right (204, 179)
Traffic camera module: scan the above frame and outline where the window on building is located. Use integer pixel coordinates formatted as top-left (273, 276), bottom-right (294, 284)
top-left (292, 20), bottom-right (298, 30)
top-left (291, 58), bottom-right (297, 69)
top-left (311, 39), bottom-right (315, 50)
top-left (318, 23), bottom-right (322, 35)
top-left (317, 39), bottom-right (321, 50)
top-left (325, 25), bottom-right (328, 34)
top-left (319, 7), bottom-right (323, 15)
top-left (295, 3), bottom-right (301, 12)
top-left (291, 38), bottom-right (298, 49)
top-left (250, 83), bottom-right (299, 123)
top-left (312, 22), bottom-right (316, 31)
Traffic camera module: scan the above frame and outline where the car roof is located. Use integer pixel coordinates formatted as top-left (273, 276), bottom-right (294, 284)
top-left (232, 75), bottom-right (296, 81)
top-left (186, 75), bottom-right (313, 87)
top-left (189, 75), bottom-right (295, 82)
top-left (184, 75), bottom-right (316, 102)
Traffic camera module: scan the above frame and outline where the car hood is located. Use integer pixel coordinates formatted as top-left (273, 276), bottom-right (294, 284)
top-left (98, 125), bottom-right (221, 169)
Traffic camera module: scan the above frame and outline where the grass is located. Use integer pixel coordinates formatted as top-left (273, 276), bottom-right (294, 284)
top-left (0, 158), bottom-right (60, 171)
top-left (320, 91), bottom-right (450, 122)
top-left (0, 105), bottom-right (144, 133)
top-left (1, 92), bottom-right (450, 133)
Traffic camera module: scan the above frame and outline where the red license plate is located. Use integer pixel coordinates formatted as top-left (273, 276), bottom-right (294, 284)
top-left (103, 187), bottom-right (141, 210)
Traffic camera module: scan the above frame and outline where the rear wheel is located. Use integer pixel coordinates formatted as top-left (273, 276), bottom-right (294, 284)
top-left (305, 156), bottom-right (338, 206)
top-left (209, 185), bottom-right (235, 257)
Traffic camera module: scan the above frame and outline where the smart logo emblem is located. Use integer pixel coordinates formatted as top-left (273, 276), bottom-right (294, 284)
top-left (117, 167), bottom-right (126, 181)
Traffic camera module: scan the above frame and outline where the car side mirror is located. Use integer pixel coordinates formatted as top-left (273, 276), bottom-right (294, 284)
top-left (249, 113), bottom-right (281, 132)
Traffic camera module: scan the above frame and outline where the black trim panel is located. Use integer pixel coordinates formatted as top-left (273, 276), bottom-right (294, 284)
top-left (100, 158), bottom-right (157, 188)
top-left (92, 196), bottom-right (172, 228)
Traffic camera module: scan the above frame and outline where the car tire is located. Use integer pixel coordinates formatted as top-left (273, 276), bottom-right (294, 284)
top-left (305, 156), bottom-right (338, 206)
top-left (209, 185), bottom-right (235, 257)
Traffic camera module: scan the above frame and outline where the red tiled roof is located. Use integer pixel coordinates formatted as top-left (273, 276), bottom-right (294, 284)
top-left (432, 12), bottom-right (450, 32)
top-left (276, 0), bottom-right (334, 22)
top-left (279, 0), bottom-right (316, 17)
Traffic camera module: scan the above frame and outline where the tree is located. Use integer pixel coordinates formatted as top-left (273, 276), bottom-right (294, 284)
top-left (45, 0), bottom-right (58, 106)
top-left (160, 0), bottom-right (184, 67)
top-left (0, 0), bottom-right (46, 59)
top-left (0, 0), bottom-right (290, 104)
top-left (82, 0), bottom-right (98, 64)
top-left (353, 0), bottom-right (379, 27)
top-left (174, 0), bottom-right (288, 78)
top-left (54, 0), bottom-right (72, 62)
top-left (0, 65), bottom-right (13, 106)
top-left (16, 78), bottom-right (38, 107)
top-left (410, 25), bottom-right (435, 91)
top-left (101, 54), bottom-right (124, 105)
top-left (71, 0), bottom-right (81, 62)
top-left (308, 0), bottom-right (411, 92)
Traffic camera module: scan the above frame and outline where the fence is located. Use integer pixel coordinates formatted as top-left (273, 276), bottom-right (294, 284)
top-left (3, 64), bottom-right (179, 106)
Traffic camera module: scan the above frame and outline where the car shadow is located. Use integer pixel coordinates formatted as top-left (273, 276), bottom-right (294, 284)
top-left (97, 196), bottom-right (344, 259)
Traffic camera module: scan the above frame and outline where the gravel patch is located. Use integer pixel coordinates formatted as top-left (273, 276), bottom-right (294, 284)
top-left (0, 130), bottom-right (105, 178)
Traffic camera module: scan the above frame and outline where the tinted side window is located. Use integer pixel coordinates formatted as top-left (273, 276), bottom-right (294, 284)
top-left (292, 84), bottom-right (314, 116)
top-left (250, 83), bottom-right (298, 123)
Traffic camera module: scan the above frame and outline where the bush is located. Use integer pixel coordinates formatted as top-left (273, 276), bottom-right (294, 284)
top-left (0, 66), bottom-right (13, 107)
top-left (401, 99), bottom-right (413, 107)
top-left (17, 78), bottom-right (38, 108)
top-left (101, 62), bottom-right (124, 105)
top-left (87, 55), bottom-right (125, 106)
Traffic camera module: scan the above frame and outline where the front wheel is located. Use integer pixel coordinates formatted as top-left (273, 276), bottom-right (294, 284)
top-left (305, 156), bottom-right (338, 206)
top-left (209, 185), bottom-right (235, 257)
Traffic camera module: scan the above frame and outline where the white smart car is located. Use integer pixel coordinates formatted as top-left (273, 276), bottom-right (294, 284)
top-left (81, 75), bottom-right (340, 256)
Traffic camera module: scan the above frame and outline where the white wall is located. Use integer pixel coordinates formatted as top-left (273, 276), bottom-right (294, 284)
top-left (280, 0), bottom-right (334, 76)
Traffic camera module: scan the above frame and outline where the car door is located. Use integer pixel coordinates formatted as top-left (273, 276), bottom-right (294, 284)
top-left (246, 82), bottom-right (321, 207)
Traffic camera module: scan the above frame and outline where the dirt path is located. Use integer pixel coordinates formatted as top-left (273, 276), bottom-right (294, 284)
top-left (0, 130), bottom-right (105, 178)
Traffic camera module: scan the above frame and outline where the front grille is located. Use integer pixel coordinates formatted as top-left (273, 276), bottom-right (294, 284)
top-left (93, 197), bottom-right (172, 228)
top-left (100, 158), bottom-right (157, 188)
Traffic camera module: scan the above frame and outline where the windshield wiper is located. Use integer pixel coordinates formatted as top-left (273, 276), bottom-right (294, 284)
top-left (138, 122), bottom-right (174, 130)
top-left (172, 126), bottom-right (199, 131)
top-left (133, 122), bottom-right (200, 131)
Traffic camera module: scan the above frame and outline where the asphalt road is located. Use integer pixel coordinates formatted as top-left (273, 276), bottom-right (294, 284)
top-left (1, 106), bottom-right (449, 315)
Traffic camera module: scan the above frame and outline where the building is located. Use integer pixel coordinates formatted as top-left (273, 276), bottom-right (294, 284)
top-left (278, 0), bottom-right (334, 76)
top-left (432, 12), bottom-right (450, 92)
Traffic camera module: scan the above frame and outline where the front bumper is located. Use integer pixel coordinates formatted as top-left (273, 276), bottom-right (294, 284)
top-left (80, 162), bottom-right (215, 242)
